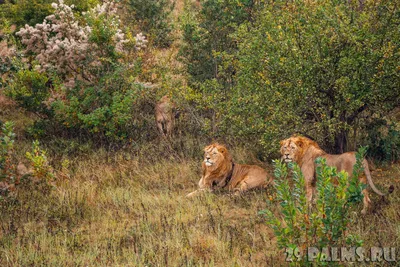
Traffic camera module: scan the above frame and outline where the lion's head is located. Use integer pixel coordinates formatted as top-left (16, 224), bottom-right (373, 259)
top-left (202, 143), bottom-right (232, 172)
top-left (280, 135), bottom-right (320, 163)
top-left (186, 143), bottom-right (270, 197)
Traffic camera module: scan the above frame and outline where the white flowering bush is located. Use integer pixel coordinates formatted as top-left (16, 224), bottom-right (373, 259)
top-left (17, 1), bottom-right (90, 77)
top-left (10, 0), bottom-right (154, 141)
top-left (0, 24), bottom-right (21, 88)
top-left (0, 41), bottom-right (16, 67)
top-left (16, 0), bottom-right (145, 85)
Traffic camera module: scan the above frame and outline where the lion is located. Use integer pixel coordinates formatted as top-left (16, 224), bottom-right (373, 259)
top-left (186, 143), bottom-right (273, 197)
top-left (155, 95), bottom-right (179, 138)
top-left (280, 135), bottom-right (394, 214)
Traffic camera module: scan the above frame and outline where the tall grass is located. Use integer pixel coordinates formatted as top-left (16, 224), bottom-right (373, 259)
top-left (0, 134), bottom-right (398, 266)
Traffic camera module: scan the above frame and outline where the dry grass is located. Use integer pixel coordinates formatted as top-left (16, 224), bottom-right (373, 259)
top-left (0, 128), bottom-right (398, 266)
top-left (0, 98), bottom-right (398, 266)
top-left (0, 142), bottom-right (279, 266)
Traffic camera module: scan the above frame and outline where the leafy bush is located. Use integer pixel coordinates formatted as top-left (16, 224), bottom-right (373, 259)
top-left (126, 0), bottom-right (174, 48)
top-left (9, 0), bottom-right (153, 141)
top-left (0, 0), bottom-right (54, 29)
top-left (260, 148), bottom-right (367, 264)
top-left (366, 119), bottom-right (400, 162)
top-left (15, 0), bottom-right (131, 85)
top-left (179, 0), bottom-right (261, 87)
top-left (228, 0), bottom-right (400, 156)
top-left (0, 0), bottom-right (98, 29)
top-left (5, 69), bottom-right (52, 115)
top-left (176, 0), bottom-right (265, 139)
top-left (51, 74), bottom-right (154, 141)
top-left (0, 22), bottom-right (22, 88)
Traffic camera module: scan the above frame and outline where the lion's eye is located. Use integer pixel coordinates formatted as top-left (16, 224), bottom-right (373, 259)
top-left (291, 146), bottom-right (295, 150)
top-left (213, 152), bottom-right (217, 155)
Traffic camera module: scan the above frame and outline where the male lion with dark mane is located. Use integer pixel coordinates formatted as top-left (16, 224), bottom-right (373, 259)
top-left (186, 143), bottom-right (273, 197)
top-left (280, 135), bottom-right (394, 214)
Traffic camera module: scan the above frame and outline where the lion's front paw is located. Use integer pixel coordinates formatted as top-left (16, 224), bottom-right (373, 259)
top-left (361, 207), bottom-right (369, 215)
top-left (186, 190), bottom-right (198, 198)
top-left (232, 188), bottom-right (243, 197)
top-left (186, 189), bottom-right (207, 198)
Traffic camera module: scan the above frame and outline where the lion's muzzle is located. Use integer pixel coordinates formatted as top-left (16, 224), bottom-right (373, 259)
top-left (205, 160), bottom-right (213, 166)
top-left (283, 156), bottom-right (293, 162)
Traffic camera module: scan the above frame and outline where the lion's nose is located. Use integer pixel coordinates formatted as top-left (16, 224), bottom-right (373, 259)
top-left (285, 153), bottom-right (289, 157)
top-left (206, 156), bottom-right (210, 160)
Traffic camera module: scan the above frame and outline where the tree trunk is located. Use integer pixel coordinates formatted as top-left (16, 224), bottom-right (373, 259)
top-left (334, 130), bottom-right (348, 154)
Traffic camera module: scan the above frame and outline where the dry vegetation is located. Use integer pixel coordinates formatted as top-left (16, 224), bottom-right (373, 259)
top-left (0, 97), bottom-right (398, 266)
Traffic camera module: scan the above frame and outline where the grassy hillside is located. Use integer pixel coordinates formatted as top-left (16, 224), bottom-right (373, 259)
top-left (0, 96), bottom-right (399, 266)
top-left (0, 0), bottom-right (399, 266)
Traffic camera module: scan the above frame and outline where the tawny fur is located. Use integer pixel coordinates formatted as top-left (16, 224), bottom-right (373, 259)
top-left (155, 95), bottom-right (176, 138)
top-left (186, 143), bottom-right (273, 197)
top-left (280, 135), bottom-right (393, 214)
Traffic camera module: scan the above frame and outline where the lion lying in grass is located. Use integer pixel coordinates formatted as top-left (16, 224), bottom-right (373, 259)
top-left (186, 143), bottom-right (273, 197)
top-left (280, 135), bottom-right (394, 214)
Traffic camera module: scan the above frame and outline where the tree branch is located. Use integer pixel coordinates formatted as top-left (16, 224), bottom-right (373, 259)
top-left (347, 104), bottom-right (368, 124)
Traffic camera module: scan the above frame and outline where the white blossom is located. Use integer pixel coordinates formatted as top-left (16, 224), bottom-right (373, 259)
top-left (134, 33), bottom-right (148, 50)
top-left (16, 0), bottom-right (131, 88)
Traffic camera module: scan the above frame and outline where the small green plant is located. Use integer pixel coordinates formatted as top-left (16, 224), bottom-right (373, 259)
top-left (25, 140), bottom-right (54, 184)
top-left (0, 121), bottom-right (16, 185)
top-left (260, 147), bottom-right (367, 265)
top-left (0, 122), bottom-right (54, 197)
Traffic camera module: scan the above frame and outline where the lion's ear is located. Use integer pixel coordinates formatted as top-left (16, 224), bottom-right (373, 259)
top-left (218, 147), bottom-right (226, 154)
top-left (280, 140), bottom-right (285, 146)
top-left (296, 140), bottom-right (303, 148)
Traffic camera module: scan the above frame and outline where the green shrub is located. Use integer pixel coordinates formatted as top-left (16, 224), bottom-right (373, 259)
top-left (179, 0), bottom-right (261, 87)
top-left (228, 0), bottom-right (400, 156)
top-left (0, 21), bottom-right (22, 89)
top-left (0, 0), bottom-right (54, 29)
top-left (260, 147), bottom-right (367, 264)
top-left (0, 0), bottom-right (98, 29)
top-left (126, 0), bottom-right (174, 48)
top-left (51, 75), bottom-right (154, 141)
top-left (5, 69), bottom-right (52, 116)
top-left (366, 120), bottom-right (400, 162)
top-left (9, 0), bottom-right (154, 142)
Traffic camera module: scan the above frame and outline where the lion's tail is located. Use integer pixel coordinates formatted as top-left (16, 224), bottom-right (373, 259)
top-left (363, 159), bottom-right (394, 196)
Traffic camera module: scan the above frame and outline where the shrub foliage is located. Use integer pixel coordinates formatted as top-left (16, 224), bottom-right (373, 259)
top-left (229, 0), bottom-right (400, 155)
top-left (261, 147), bottom-right (367, 264)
